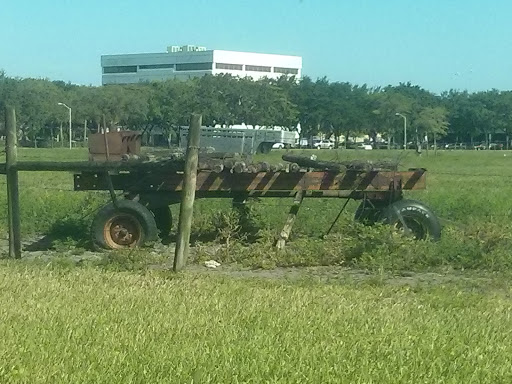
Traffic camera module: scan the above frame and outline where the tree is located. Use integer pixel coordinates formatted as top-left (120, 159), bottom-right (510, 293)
top-left (415, 107), bottom-right (449, 151)
top-left (371, 88), bottom-right (413, 147)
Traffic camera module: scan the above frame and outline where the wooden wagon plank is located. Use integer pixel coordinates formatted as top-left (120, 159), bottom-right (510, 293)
top-left (74, 169), bottom-right (426, 192)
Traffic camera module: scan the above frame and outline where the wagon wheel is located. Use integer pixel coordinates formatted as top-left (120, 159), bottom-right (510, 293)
top-left (380, 199), bottom-right (441, 241)
top-left (104, 214), bottom-right (142, 248)
top-left (257, 142), bottom-right (272, 154)
top-left (91, 200), bottom-right (158, 250)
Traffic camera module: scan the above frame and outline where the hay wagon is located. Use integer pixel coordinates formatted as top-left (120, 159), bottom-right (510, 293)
top-left (72, 131), bottom-right (441, 250)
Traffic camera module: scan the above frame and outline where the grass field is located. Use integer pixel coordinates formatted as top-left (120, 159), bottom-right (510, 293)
top-left (1, 262), bottom-right (512, 383)
top-left (1, 148), bottom-right (512, 382)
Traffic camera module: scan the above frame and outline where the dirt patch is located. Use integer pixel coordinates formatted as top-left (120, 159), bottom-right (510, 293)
top-left (0, 238), bottom-right (506, 292)
top-left (185, 263), bottom-right (499, 289)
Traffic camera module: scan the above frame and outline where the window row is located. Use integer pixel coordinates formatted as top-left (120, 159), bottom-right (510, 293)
top-left (139, 63), bottom-right (175, 70)
top-left (245, 65), bottom-right (272, 73)
top-left (103, 63), bottom-right (213, 74)
top-left (216, 63), bottom-right (244, 71)
top-left (274, 67), bottom-right (299, 75)
top-left (103, 66), bottom-right (137, 74)
top-left (218, 64), bottom-right (299, 74)
top-left (103, 63), bottom-right (299, 75)
top-left (175, 62), bottom-right (212, 71)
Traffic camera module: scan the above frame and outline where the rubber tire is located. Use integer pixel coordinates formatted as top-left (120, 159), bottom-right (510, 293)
top-left (379, 199), bottom-right (441, 241)
top-left (150, 206), bottom-right (173, 238)
top-left (91, 200), bottom-right (158, 250)
top-left (257, 143), bottom-right (272, 154)
top-left (354, 200), bottom-right (389, 225)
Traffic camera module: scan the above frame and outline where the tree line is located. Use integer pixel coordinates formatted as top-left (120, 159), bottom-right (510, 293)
top-left (1, 69), bottom-right (512, 148)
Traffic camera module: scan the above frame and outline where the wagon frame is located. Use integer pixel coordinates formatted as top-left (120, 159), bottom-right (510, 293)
top-left (71, 164), bottom-right (439, 250)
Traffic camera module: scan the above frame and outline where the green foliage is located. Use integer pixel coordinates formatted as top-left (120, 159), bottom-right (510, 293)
top-left (94, 248), bottom-right (168, 272)
top-left (416, 106), bottom-right (449, 139)
top-left (3, 70), bottom-right (512, 147)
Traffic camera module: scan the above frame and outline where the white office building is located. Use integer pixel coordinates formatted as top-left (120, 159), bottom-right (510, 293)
top-left (101, 45), bottom-right (302, 85)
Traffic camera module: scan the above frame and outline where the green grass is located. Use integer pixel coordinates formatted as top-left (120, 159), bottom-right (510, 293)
top-left (2, 149), bottom-right (512, 383)
top-left (0, 148), bottom-right (512, 270)
top-left (2, 147), bottom-right (512, 271)
top-left (0, 148), bottom-right (107, 237)
top-left (1, 261), bottom-right (511, 383)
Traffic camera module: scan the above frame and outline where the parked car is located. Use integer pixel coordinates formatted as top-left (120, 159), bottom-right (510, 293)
top-left (444, 143), bottom-right (468, 150)
top-left (474, 143), bottom-right (487, 150)
top-left (313, 140), bottom-right (335, 149)
top-left (374, 142), bottom-right (400, 149)
top-left (272, 142), bottom-right (285, 149)
top-left (357, 143), bottom-right (373, 150)
top-left (298, 139), bottom-right (310, 148)
top-left (489, 143), bottom-right (504, 150)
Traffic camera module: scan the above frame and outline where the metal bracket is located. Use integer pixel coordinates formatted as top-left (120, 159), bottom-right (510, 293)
top-left (324, 198), bottom-right (351, 237)
top-left (104, 172), bottom-right (118, 208)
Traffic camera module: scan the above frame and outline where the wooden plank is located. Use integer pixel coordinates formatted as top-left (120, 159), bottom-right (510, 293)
top-left (0, 160), bottom-right (184, 174)
top-left (74, 169), bottom-right (426, 192)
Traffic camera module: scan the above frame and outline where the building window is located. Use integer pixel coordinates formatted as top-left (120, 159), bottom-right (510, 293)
top-left (139, 64), bottom-right (175, 70)
top-left (216, 63), bottom-right (243, 71)
top-left (103, 66), bottom-right (137, 74)
top-left (245, 65), bottom-right (271, 72)
top-left (274, 67), bottom-right (299, 75)
top-left (175, 62), bottom-right (213, 71)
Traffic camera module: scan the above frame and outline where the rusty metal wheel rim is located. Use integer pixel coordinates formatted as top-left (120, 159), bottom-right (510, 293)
top-left (104, 213), bottom-right (142, 249)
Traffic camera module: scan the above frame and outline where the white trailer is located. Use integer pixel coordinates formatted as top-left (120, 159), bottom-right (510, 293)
top-left (179, 126), bottom-right (297, 154)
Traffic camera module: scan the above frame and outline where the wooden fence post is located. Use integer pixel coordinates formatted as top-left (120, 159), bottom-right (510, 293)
top-left (5, 106), bottom-right (22, 258)
top-left (173, 114), bottom-right (201, 271)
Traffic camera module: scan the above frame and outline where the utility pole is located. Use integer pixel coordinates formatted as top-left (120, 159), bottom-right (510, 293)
top-left (57, 103), bottom-right (72, 149)
top-left (395, 113), bottom-right (407, 149)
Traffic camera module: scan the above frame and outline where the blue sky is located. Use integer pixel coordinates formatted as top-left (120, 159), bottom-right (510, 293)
top-left (1, 0), bottom-right (510, 93)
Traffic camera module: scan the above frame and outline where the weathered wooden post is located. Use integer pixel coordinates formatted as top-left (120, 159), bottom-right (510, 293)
top-left (173, 113), bottom-right (201, 272)
top-left (5, 106), bottom-right (22, 258)
top-left (276, 190), bottom-right (305, 250)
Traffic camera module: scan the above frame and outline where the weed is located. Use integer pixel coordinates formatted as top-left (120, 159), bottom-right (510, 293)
top-left (94, 248), bottom-right (168, 272)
